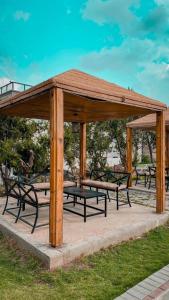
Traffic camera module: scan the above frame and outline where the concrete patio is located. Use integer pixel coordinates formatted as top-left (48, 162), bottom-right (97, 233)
top-left (0, 193), bottom-right (169, 270)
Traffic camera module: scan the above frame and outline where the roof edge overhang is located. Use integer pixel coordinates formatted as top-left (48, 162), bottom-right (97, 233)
top-left (0, 79), bottom-right (167, 111)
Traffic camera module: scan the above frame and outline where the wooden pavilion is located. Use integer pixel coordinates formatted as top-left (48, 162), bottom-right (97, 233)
top-left (127, 109), bottom-right (169, 195)
top-left (0, 69), bottom-right (167, 247)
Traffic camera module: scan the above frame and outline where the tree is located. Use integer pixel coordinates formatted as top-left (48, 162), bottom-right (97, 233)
top-left (87, 122), bottom-right (112, 171)
top-left (64, 123), bottom-right (80, 174)
top-left (0, 116), bottom-right (49, 174)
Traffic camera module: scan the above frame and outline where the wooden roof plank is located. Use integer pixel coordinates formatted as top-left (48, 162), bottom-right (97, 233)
top-left (0, 69), bottom-right (167, 121)
top-left (127, 108), bottom-right (169, 129)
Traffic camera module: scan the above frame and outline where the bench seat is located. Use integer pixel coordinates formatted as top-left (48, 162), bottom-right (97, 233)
top-left (81, 178), bottom-right (131, 210)
top-left (81, 179), bottom-right (127, 191)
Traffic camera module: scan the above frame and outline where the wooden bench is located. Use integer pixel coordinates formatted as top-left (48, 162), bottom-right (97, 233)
top-left (81, 170), bottom-right (131, 210)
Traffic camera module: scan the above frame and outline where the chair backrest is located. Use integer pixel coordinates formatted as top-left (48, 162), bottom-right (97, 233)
top-left (90, 169), bottom-right (131, 188)
top-left (166, 167), bottom-right (169, 176)
top-left (0, 165), bottom-right (10, 180)
top-left (90, 169), bottom-right (107, 181)
top-left (149, 166), bottom-right (156, 175)
top-left (28, 166), bottom-right (50, 184)
top-left (2, 176), bottom-right (21, 199)
top-left (105, 170), bottom-right (131, 188)
top-left (18, 182), bottom-right (38, 205)
top-left (64, 170), bottom-right (76, 181)
top-left (134, 165), bottom-right (149, 174)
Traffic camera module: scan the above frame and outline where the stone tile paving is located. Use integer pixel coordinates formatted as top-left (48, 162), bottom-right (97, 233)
top-left (115, 264), bottom-right (169, 300)
top-left (111, 179), bottom-right (169, 211)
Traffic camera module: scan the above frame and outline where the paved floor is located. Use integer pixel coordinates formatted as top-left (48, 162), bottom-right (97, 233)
top-left (115, 264), bottom-right (169, 300)
top-left (129, 180), bottom-right (169, 210)
top-left (0, 191), bottom-right (169, 270)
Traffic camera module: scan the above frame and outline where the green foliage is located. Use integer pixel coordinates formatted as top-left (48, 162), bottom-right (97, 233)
top-left (106, 119), bottom-right (129, 166)
top-left (87, 122), bottom-right (112, 171)
top-left (64, 122), bottom-right (112, 173)
top-left (0, 116), bottom-right (156, 175)
top-left (141, 154), bottom-right (151, 164)
top-left (0, 116), bottom-right (49, 173)
top-left (64, 123), bottom-right (80, 173)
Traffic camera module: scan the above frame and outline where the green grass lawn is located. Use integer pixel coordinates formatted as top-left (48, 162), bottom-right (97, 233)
top-left (1, 224), bottom-right (169, 300)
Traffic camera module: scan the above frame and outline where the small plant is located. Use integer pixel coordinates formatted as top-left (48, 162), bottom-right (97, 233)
top-left (142, 155), bottom-right (151, 164)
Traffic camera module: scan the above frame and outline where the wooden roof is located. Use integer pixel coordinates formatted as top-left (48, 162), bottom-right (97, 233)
top-left (0, 69), bottom-right (167, 122)
top-left (127, 108), bottom-right (169, 130)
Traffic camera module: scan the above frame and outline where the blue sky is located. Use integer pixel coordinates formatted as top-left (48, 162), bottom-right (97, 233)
top-left (1, 0), bottom-right (169, 103)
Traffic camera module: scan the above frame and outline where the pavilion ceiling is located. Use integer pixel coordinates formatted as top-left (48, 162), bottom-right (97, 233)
top-left (0, 69), bottom-right (167, 122)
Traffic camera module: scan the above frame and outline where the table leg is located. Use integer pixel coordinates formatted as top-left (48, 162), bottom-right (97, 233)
top-left (84, 198), bottom-right (86, 222)
top-left (96, 188), bottom-right (99, 204)
top-left (105, 195), bottom-right (107, 217)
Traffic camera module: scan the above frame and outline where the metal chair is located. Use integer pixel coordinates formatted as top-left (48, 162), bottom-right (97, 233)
top-left (81, 170), bottom-right (131, 210)
top-left (1, 176), bottom-right (21, 217)
top-left (134, 166), bottom-right (149, 187)
top-left (15, 182), bottom-right (50, 233)
top-left (148, 167), bottom-right (156, 189)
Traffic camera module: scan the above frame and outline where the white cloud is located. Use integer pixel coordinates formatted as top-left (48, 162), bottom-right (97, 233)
top-left (81, 38), bottom-right (156, 74)
top-left (0, 77), bottom-right (10, 88)
top-left (155, 0), bottom-right (169, 5)
top-left (136, 62), bottom-right (169, 101)
top-left (80, 37), bottom-right (169, 103)
top-left (82, 0), bottom-right (169, 38)
top-left (14, 10), bottom-right (31, 21)
top-left (0, 56), bottom-right (16, 78)
top-left (82, 0), bottom-right (140, 35)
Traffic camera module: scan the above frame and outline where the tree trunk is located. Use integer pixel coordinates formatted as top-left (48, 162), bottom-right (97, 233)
top-left (146, 132), bottom-right (153, 163)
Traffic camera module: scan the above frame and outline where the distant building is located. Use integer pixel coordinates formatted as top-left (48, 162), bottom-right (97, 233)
top-left (0, 81), bottom-right (32, 101)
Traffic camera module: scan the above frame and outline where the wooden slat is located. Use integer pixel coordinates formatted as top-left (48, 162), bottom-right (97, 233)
top-left (50, 87), bottom-right (64, 247)
top-left (126, 127), bottom-right (132, 187)
top-left (80, 123), bottom-right (87, 180)
top-left (166, 131), bottom-right (169, 168)
top-left (1, 90), bottom-right (157, 122)
top-left (0, 70), bottom-right (167, 118)
top-left (156, 111), bottom-right (165, 213)
top-left (127, 108), bottom-right (169, 129)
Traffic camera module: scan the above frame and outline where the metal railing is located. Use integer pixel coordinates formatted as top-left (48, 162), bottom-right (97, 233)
top-left (0, 81), bottom-right (32, 95)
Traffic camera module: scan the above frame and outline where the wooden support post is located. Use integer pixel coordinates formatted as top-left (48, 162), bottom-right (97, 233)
top-left (156, 111), bottom-right (165, 213)
top-left (165, 130), bottom-right (169, 168)
top-left (126, 127), bottom-right (132, 187)
top-left (50, 87), bottom-right (64, 247)
top-left (80, 123), bottom-right (87, 181)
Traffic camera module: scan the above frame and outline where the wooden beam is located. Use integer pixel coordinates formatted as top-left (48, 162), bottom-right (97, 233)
top-left (126, 127), bottom-right (132, 187)
top-left (50, 87), bottom-right (64, 247)
top-left (80, 123), bottom-right (87, 180)
top-left (165, 130), bottom-right (169, 168)
top-left (156, 111), bottom-right (165, 213)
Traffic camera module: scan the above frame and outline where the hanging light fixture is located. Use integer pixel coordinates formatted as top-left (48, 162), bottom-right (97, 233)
top-left (72, 122), bottom-right (79, 134)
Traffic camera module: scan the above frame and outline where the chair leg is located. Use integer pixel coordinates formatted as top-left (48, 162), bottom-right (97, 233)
top-left (144, 175), bottom-right (147, 187)
top-left (107, 190), bottom-right (111, 202)
top-left (105, 195), bottom-right (107, 217)
top-left (2, 195), bottom-right (9, 215)
top-left (22, 202), bottom-right (25, 211)
top-left (127, 190), bottom-right (131, 207)
top-left (146, 175), bottom-right (149, 186)
top-left (15, 200), bottom-right (22, 223)
top-left (31, 207), bottom-right (38, 234)
top-left (148, 176), bottom-right (151, 189)
top-left (116, 189), bottom-right (119, 210)
top-left (96, 188), bottom-right (99, 204)
top-left (135, 174), bottom-right (138, 186)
